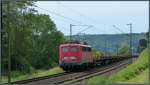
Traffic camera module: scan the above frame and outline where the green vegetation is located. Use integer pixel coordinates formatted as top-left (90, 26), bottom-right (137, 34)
top-left (146, 32), bottom-right (149, 41)
top-left (2, 1), bottom-right (65, 81)
top-left (106, 48), bottom-right (148, 83)
top-left (87, 48), bottom-right (148, 84)
top-left (88, 76), bottom-right (108, 84)
top-left (2, 67), bottom-right (64, 83)
top-left (118, 44), bottom-right (130, 55)
top-left (119, 69), bottom-right (148, 84)
top-left (92, 48), bottom-right (104, 58)
top-left (67, 33), bottom-right (146, 55)
top-left (2, 1), bottom-right (148, 83)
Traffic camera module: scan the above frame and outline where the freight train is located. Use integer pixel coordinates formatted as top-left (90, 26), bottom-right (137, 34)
top-left (59, 40), bottom-right (133, 71)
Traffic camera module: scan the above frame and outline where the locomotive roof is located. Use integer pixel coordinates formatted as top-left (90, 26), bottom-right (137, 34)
top-left (60, 43), bottom-right (91, 48)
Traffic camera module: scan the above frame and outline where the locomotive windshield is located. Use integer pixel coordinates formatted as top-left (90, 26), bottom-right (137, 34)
top-left (62, 47), bottom-right (68, 52)
top-left (61, 46), bottom-right (78, 52)
top-left (70, 47), bottom-right (77, 52)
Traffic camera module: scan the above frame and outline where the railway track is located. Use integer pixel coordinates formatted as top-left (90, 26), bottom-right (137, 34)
top-left (64, 59), bottom-right (131, 84)
top-left (58, 59), bottom-right (131, 84)
top-left (10, 72), bottom-right (71, 84)
top-left (11, 58), bottom-right (132, 84)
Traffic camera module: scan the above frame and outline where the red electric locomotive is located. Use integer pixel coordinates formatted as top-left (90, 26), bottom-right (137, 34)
top-left (59, 41), bottom-right (93, 71)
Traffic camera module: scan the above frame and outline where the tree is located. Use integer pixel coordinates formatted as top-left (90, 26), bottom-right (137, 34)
top-left (2, 1), bottom-right (65, 74)
top-left (2, 0), bottom-right (36, 74)
top-left (137, 39), bottom-right (147, 53)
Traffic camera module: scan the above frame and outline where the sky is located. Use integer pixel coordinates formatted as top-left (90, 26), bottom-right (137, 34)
top-left (34, 1), bottom-right (149, 35)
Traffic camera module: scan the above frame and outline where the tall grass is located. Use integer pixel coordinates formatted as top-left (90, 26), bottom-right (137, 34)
top-left (121, 68), bottom-right (148, 84)
top-left (106, 48), bottom-right (148, 83)
top-left (88, 48), bottom-right (148, 84)
top-left (2, 67), bottom-right (64, 83)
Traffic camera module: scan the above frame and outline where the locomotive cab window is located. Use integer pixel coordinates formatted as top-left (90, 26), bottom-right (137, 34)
top-left (87, 47), bottom-right (91, 52)
top-left (71, 47), bottom-right (78, 52)
top-left (82, 47), bottom-right (86, 52)
top-left (62, 47), bottom-right (68, 52)
top-left (82, 47), bottom-right (91, 52)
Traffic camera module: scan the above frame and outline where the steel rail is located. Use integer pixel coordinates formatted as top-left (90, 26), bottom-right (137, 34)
top-left (65, 59), bottom-right (130, 84)
top-left (10, 72), bottom-right (70, 84)
top-left (27, 59), bottom-right (131, 84)
top-left (56, 59), bottom-right (130, 84)
top-left (8, 56), bottom-right (135, 84)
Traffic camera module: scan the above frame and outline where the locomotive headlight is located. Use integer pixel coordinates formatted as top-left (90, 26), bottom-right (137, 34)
top-left (63, 56), bottom-right (77, 59)
top-left (70, 56), bottom-right (77, 59)
top-left (63, 57), bottom-right (69, 59)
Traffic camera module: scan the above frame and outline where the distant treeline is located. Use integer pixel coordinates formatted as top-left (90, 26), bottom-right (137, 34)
top-left (66, 33), bottom-right (147, 55)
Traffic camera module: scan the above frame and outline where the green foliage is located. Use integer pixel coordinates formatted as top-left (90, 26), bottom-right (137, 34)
top-left (137, 39), bottom-right (147, 53)
top-left (121, 69), bottom-right (148, 84)
top-left (2, 67), bottom-right (64, 83)
top-left (88, 76), bottom-right (108, 84)
top-left (67, 33), bottom-right (146, 55)
top-left (87, 48), bottom-right (148, 84)
top-left (2, 1), bottom-right (65, 74)
top-left (146, 32), bottom-right (149, 41)
top-left (106, 48), bottom-right (148, 83)
top-left (92, 48), bottom-right (104, 58)
top-left (118, 44), bottom-right (130, 55)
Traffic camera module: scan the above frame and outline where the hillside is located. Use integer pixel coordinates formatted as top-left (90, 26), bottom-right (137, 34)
top-left (122, 68), bottom-right (148, 84)
top-left (65, 33), bottom-right (146, 55)
top-left (88, 48), bottom-right (148, 84)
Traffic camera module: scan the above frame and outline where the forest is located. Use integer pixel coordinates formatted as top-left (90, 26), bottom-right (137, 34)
top-left (2, 1), bottom-right (65, 74)
top-left (68, 33), bottom-right (147, 55)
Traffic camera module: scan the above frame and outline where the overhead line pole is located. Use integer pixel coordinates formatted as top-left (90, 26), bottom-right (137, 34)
top-left (116, 44), bottom-right (119, 56)
top-left (105, 40), bottom-right (107, 56)
top-left (127, 23), bottom-right (132, 56)
top-left (70, 24), bottom-right (72, 41)
top-left (148, 3), bottom-right (150, 79)
top-left (0, 0), bottom-right (2, 83)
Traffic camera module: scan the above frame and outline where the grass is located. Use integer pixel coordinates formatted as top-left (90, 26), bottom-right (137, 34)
top-left (87, 48), bottom-right (148, 84)
top-left (119, 68), bottom-right (148, 84)
top-left (1, 67), bottom-right (64, 83)
top-left (106, 48), bottom-right (148, 83)
top-left (87, 76), bottom-right (108, 84)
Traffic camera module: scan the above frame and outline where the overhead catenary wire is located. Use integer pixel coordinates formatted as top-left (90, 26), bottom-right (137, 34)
top-left (58, 1), bottom-right (131, 34)
top-left (113, 25), bottom-right (125, 34)
top-left (34, 2), bottom-right (126, 35)
top-left (33, 2), bottom-right (130, 51)
top-left (76, 25), bottom-right (93, 35)
top-left (57, 1), bottom-right (98, 24)
top-left (33, 4), bottom-right (97, 35)
top-left (56, 1), bottom-right (107, 34)
top-left (56, 2), bottom-right (133, 56)
top-left (33, 4), bottom-right (83, 25)
top-left (57, 2), bottom-right (127, 34)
